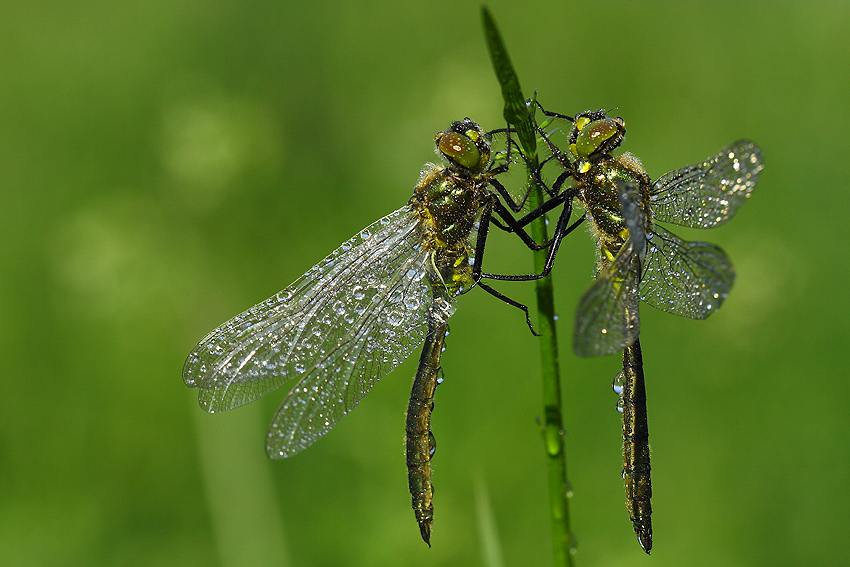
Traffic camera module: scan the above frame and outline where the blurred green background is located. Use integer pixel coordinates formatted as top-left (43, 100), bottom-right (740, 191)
top-left (2, 1), bottom-right (846, 566)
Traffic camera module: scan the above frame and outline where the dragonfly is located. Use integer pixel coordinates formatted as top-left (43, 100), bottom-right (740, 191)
top-left (531, 107), bottom-right (763, 552)
top-left (183, 118), bottom-right (556, 546)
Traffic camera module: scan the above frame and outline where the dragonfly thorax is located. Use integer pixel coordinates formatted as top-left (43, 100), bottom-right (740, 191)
top-left (578, 153), bottom-right (652, 263)
top-left (410, 165), bottom-right (485, 295)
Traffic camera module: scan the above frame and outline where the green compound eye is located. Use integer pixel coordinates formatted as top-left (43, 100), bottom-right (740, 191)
top-left (574, 118), bottom-right (621, 158)
top-left (438, 132), bottom-right (481, 169)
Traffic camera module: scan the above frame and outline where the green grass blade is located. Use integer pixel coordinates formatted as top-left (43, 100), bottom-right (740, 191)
top-left (473, 471), bottom-right (506, 567)
top-left (481, 7), bottom-right (536, 159)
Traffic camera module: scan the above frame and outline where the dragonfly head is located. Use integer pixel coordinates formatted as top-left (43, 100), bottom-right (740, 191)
top-left (436, 118), bottom-right (491, 173)
top-left (569, 110), bottom-right (626, 172)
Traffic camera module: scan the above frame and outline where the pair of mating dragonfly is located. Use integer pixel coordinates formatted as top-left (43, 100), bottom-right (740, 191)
top-left (183, 106), bottom-right (762, 553)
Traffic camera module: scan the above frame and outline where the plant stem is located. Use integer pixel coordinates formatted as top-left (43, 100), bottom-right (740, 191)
top-left (481, 8), bottom-right (573, 566)
top-left (527, 171), bottom-right (573, 567)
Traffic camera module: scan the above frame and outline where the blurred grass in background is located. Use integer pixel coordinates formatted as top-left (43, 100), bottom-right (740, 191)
top-left (1, 1), bottom-right (847, 566)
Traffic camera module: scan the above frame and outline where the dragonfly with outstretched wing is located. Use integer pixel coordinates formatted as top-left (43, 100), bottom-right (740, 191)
top-left (184, 118), bottom-right (556, 545)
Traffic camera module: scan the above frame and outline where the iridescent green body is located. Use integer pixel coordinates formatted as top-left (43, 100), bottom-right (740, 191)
top-left (577, 153), bottom-right (651, 269)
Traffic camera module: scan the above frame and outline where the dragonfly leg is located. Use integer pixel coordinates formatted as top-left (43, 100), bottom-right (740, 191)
top-left (477, 281), bottom-right (539, 336)
top-left (482, 198), bottom-right (584, 282)
top-left (487, 195), bottom-right (565, 251)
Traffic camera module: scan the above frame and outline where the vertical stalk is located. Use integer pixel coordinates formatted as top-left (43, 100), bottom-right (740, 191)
top-left (481, 8), bottom-right (572, 566)
top-left (527, 170), bottom-right (573, 566)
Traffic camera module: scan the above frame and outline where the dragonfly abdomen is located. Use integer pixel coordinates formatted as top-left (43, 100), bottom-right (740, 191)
top-left (622, 341), bottom-right (652, 553)
top-left (405, 311), bottom-right (449, 547)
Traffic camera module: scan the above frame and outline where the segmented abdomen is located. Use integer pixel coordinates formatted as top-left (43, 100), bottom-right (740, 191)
top-left (405, 311), bottom-right (448, 546)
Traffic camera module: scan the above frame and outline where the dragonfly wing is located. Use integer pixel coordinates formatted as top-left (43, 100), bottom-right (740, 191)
top-left (574, 181), bottom-right (645, 358)
top-left (183, 206), bottom-right (429, 413)
top-left (265, 256), bottom-right (450, 458)
top-left (650, 140), bottom-right (763, 228)
top-left (619, 179), bottom-right (648, 259)
top-left (574, 245), bottom-right (642, 357)
top-left (640, 226), bottom-right (735, 319)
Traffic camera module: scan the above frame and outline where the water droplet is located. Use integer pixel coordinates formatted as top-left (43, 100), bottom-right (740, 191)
top-left (360, 229), bottom-right (372, 239)
top-left (615, 397), bottom-right (625, 413)
top-left (294, 363), bottom-right (305, 373)
top-left (352, 286), bottom-right (365, 300)
top-left (612, 370), bottom-right (625, 395)
top-left (333, 301), bottom-right (345, 315)
top-left (428, 431), bottom-right (437, 458)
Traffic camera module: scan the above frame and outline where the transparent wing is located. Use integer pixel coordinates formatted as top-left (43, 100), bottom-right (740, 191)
top-left (573, 243), bottom-right (642, 357)
top-left (574, 181), bottom-right (646, 358)
top-left (183, 206), bottom-right (436, 428)
top-left (650, 140), bottom-right (763, 228)
top-left (265, 276), bottom-right (454, 459)
top-left (620, 180), bottom-right (647, 260)
top-left (640, 226), bottom-right (734, 318)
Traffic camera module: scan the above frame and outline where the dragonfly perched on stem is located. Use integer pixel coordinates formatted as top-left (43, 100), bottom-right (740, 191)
top-left (183, 118), bottom-right (565, 546)
top-left (525, 105), bottom-right (763, 552)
